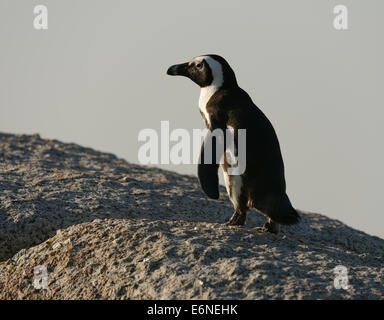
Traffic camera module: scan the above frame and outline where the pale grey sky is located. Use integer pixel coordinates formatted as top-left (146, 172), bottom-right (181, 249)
top-left (1, 1), bottom-right (383, 238)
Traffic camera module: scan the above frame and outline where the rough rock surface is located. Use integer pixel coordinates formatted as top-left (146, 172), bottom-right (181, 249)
top-left (0, 132), bottom-right (383, 299)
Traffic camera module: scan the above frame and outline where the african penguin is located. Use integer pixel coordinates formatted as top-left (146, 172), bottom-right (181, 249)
top-left (166, 54), bottom-right (300, 233)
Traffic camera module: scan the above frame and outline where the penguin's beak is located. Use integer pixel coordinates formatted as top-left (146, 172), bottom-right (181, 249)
top-left (166, 62), bottom-right (189, 77)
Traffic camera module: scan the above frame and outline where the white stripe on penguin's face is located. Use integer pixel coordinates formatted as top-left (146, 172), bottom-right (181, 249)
top-left (195, 56), bottom-right (224, 88)
top-left (196, 55), bottom-right (224, 128)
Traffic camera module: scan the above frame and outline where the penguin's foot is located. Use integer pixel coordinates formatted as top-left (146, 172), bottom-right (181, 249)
top-left (261, 220), bottom-right (280, 234)
top-left (226, 211), bottom-right (246, 226)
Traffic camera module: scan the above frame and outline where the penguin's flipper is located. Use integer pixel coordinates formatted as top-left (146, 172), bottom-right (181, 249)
top-left (197, 160), bottom-right (219, 199)
top-left (197, 129), bottom-right (225, 200)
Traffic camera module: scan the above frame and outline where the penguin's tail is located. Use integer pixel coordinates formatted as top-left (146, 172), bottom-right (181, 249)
top-left (271, 193), bottom-right (301, 225)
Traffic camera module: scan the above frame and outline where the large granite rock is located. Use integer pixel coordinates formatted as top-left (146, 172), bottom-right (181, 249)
top-left (0, 133), bottom-right (383, 299)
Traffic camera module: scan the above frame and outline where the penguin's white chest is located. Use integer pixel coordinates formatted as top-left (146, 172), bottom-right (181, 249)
top-left (199, 86), bottom-right (218, 127)
top-left (223, 171), bottom-right (243, 210)
top-left (223, 124), bottom-right (244, 210)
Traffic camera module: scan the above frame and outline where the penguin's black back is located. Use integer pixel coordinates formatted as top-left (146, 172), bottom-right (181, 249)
top-left (206, 86), bottom-right (300, 225)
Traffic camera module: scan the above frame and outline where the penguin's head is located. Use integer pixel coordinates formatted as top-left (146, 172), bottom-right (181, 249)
top-left (167, 54), bottom-right (237, 88)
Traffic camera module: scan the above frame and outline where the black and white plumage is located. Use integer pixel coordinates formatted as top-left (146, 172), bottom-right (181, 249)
top-left (167, 54), bottom-right (300, 233)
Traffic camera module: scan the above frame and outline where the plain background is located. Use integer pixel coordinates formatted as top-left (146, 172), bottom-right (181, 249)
top-left (1, 1), bottom-right (383, 237)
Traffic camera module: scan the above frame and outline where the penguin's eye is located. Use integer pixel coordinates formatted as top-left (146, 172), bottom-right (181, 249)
top-left (196, 62), bottom-right (203, 69)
